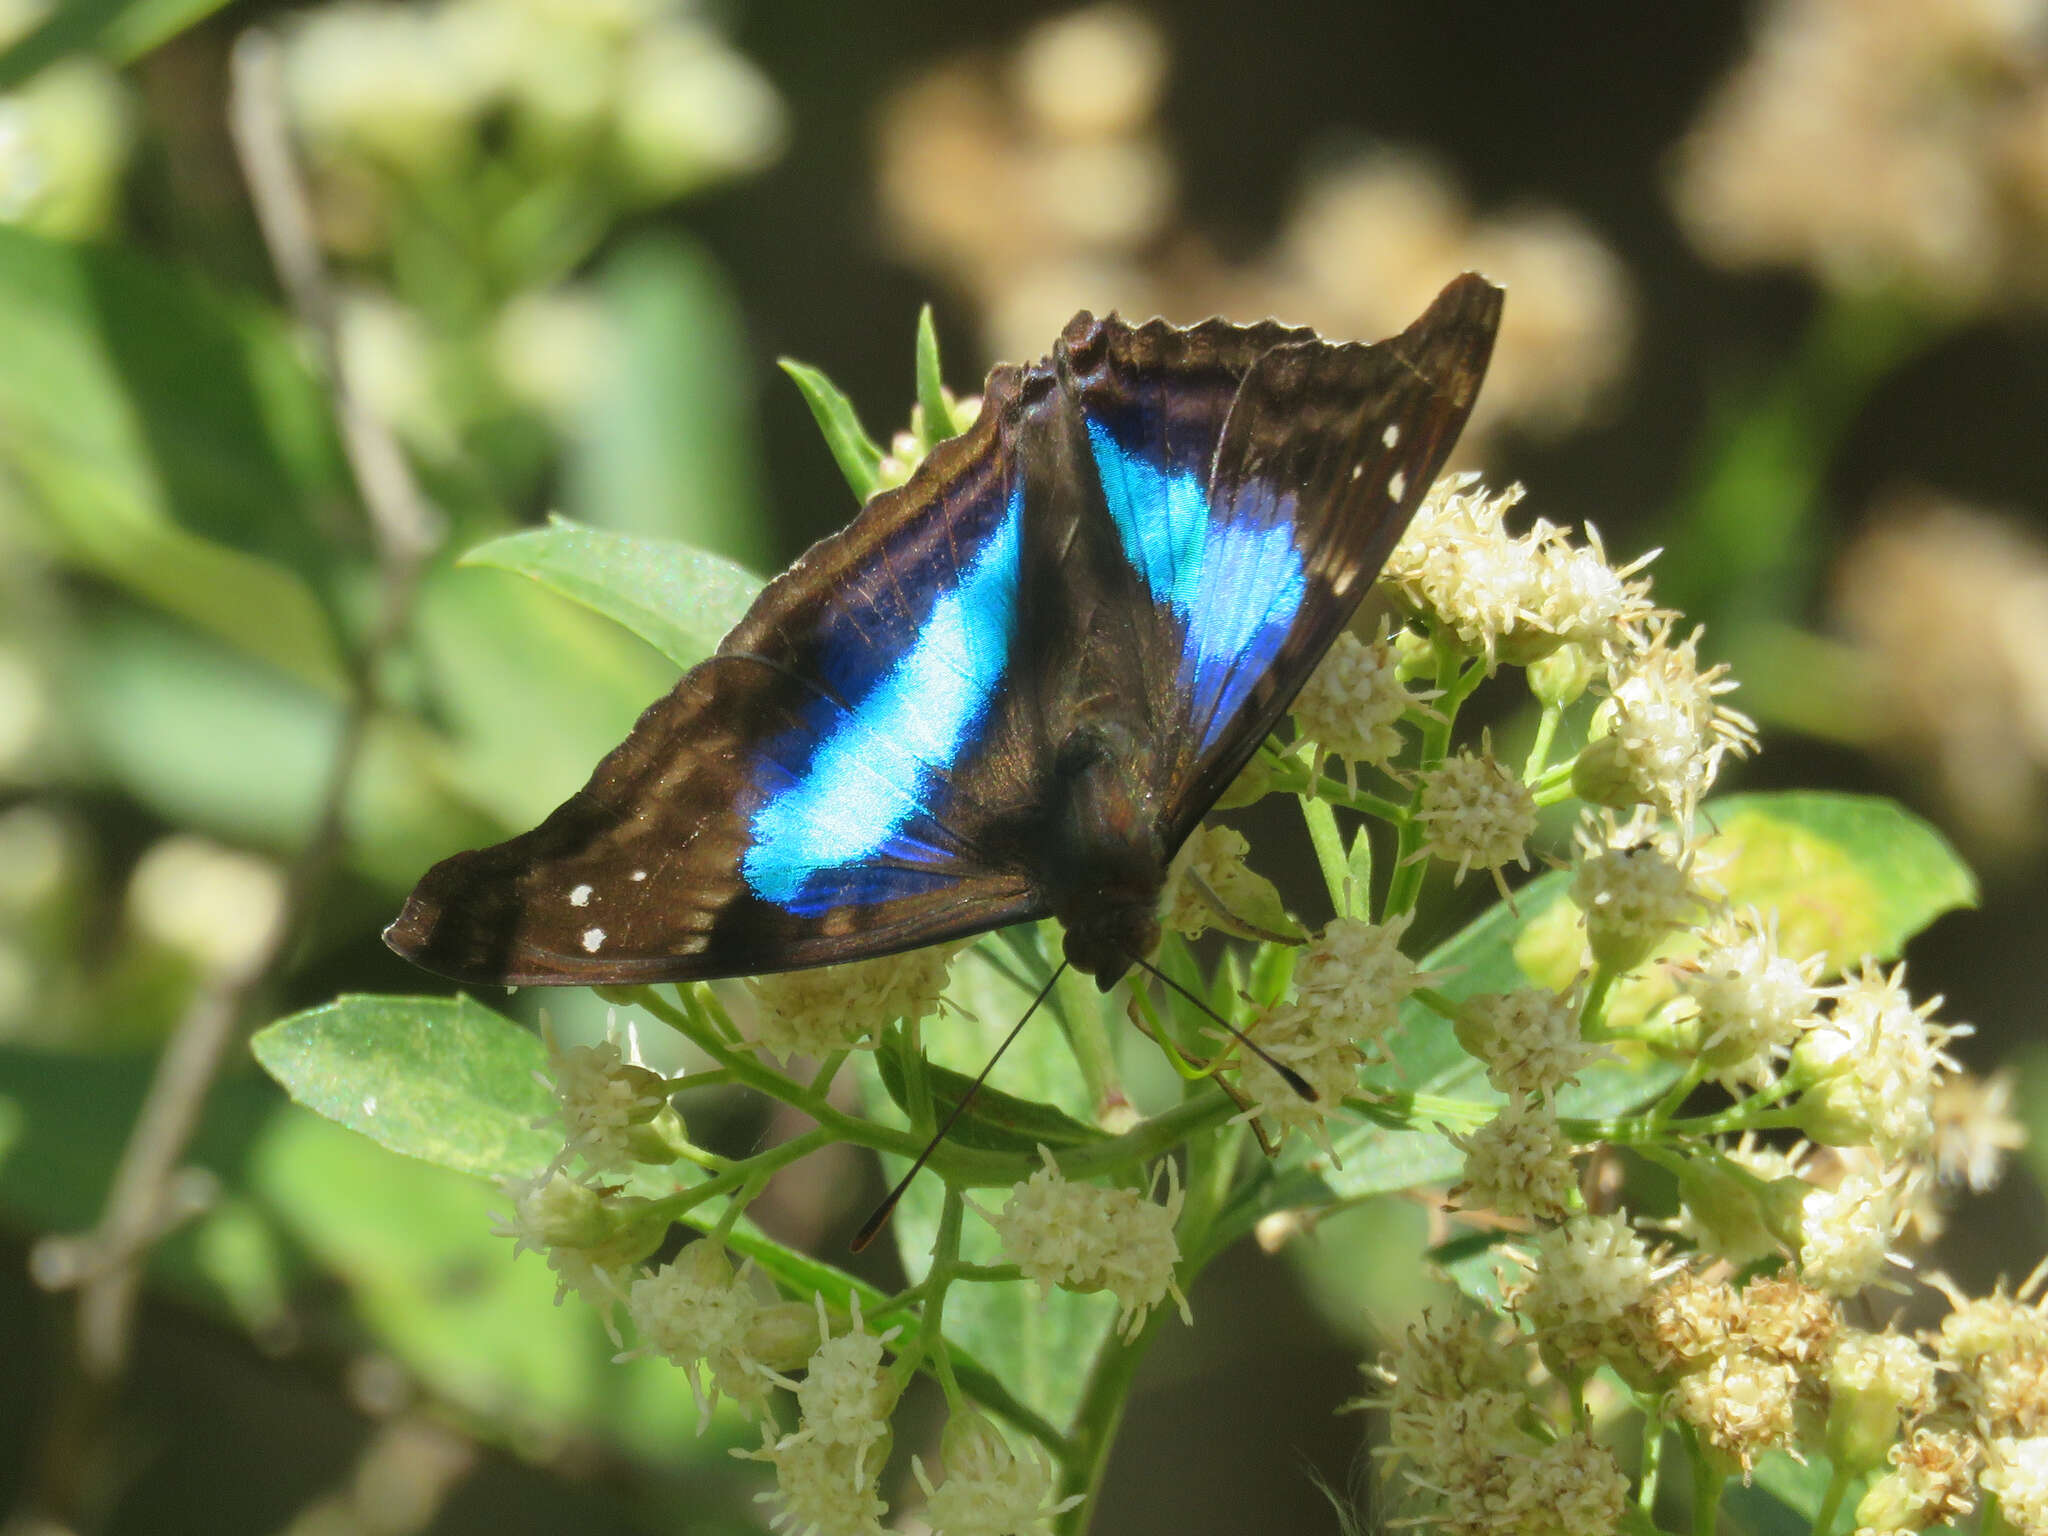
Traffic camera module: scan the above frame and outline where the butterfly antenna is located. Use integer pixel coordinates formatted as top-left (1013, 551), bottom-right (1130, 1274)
top-left (851, 961), bottom-right (1069, 1253)
top-left (1125, 952), bottom-right (1318, 1103)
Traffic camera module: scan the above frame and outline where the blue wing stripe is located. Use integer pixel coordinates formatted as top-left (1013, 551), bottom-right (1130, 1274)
top-left (1085, 423), bottom-right (1306, 749)
top-left (742, 486), bottom-right (1024, 908)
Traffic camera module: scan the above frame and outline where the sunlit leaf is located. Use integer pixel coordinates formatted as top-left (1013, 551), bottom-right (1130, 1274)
top-left (565, 235), bottom-right (771, 570)
top-left (462, 517), bottom-right (762, 671)
top-left (1254, 790), bottom-right (1973, 1218)
top-left (70, 609), bottom-right (500, 887)
top-left (779, 359), bottom-right (883, 503)
top-left (252, 994), bottom-right (560, 1179)
top-left (409, 562), bottom-right (681, 831)
top-left (0, 227), bottom-right (349, 691)
top-left (0, 0), bottom-right (238, 87)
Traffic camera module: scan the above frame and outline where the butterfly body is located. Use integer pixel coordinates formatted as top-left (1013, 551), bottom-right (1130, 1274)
top-left (387, 276), bottom-right (1502, 989)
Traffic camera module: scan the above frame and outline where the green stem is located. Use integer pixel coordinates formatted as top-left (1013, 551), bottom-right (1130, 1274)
top-left (917, 1186), bottom-right (968, 1404)
top-left (1809, 1463), bottom-right (1852, 1536)
top-left (643, 1127), bottom-right (835, 1223)
top-left (1692, 1464), bottom-right (1722, 1536)
top-left (1521, 703), bottom-right (1562, 783)
top-left (1639, 1409), bottom-right (1664, 1516)
top-left (1383, 642), bottom-right (1484, 917)
top-left (1299, 791), bottom-right (1354, 916)
top-left (1055, 962), bottom-right (1122, 1118)
top-left (1056, 1309), bottom-right (1169, 1535)
top-left (1410, 986), bottom-right (1463, 1023)
top-left (1579, 966), bottom-right (1618, 1038)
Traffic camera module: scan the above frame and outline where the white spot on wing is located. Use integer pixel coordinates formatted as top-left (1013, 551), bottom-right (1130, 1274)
top-left (581, 927), bottom-right (606, 952)
top-left (1349, 464), bottom-right (1362, 481)
top-left (1389, 470), bottom-right (1409, 501)
top-left (569, 883), bottom-right (592, 907)
top-left (630, 869), bottom-right (648, 882)
top-left (1382, 423), bottom-right (1401, 449)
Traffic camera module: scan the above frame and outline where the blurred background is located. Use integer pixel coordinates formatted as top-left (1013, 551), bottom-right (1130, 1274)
top-left (2, 1), bottom-right (2047, 1532)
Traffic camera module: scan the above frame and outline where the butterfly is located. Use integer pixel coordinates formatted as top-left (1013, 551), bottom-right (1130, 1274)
top-left (386, 274), bottom-right (1502, 991)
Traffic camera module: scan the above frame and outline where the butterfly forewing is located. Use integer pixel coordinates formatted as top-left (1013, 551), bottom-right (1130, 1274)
top-left (387, 366), bottom-right (1055, 985)
top-left (1048, 276), bottom-right (1502, 851)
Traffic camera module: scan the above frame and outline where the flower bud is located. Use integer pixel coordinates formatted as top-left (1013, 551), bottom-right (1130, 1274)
top-left (623, 1101), bottom-right (693, 1166)
top-left (582, 1196), bottom-right (671, 1269)
top-left (1669, 1155), bottom-right (1789, 1267)
top-left (518, 1170), bottom-right (613, 1250)
top-left (1211, 750), bottom-right (1277, 809)
top-left (1528, 641), bottom-right (1596, 708)
top-left (743, 1299), bottom-right (822, 1374)
top-left (1825, 1332), bottom-right (1936, 1475)
top-left (1391, 623), bottom-right (1437, 680)
top-left (1570, 730), bottom-right (1650, 811)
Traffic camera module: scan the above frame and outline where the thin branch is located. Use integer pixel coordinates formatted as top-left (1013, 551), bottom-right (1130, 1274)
top-left (24, 25), bottom-right (442, 1523)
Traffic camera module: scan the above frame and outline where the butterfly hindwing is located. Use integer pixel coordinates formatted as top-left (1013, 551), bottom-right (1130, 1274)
top-left (387, 367), bottom-right (1057, 986)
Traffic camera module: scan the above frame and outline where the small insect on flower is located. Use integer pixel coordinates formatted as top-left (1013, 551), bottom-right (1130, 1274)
top-left (1568, 811), bottom-right (1715, 973)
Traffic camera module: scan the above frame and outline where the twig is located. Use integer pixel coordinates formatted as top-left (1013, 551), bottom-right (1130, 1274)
top-left (21, 26), bottom-right (441, 1526)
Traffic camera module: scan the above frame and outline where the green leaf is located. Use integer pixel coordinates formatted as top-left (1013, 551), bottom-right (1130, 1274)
top-left (1513, 790), bottom-right (1978, 1000)
top-left (0, 0), bottom-right (235, 87)
top-left (1728, 1449), bottom-right (1845, 1533)
top-left (1251, 789), bottom-right (1975, 1222)
top-left (0, 1045), bottom-right (744, 1476)
top-left (0, 226), bottom-right (349, 691)
top-left (874, 1047), bottom-right (1107, 1155)
top-left (779, 358), bottom-right (883, 503)
top-left (251, 994), bottom-right (562, 1179)
top-left (461, 517), bottom-right (763, 671)
top-left (247, 1105), bottom-right (745, 1472)
top-left (409, 561), bottom-right (683, 831)
top-left (564, 235), bottom-right (770, 569)
top-left (914, 304), bottom-right (957, 448)
top-left (70, 609), bottom-right (500, 887)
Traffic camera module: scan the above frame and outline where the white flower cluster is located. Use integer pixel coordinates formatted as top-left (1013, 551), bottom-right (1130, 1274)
top-left (1240, 914), bottom-right (1420, 1146)
top-left (1381, 476), bottom-right (1657, 668)
top-left (746, 944), bottom-right (958, 1063)
top-left (989, 1148), bottom-right (1190, 1339)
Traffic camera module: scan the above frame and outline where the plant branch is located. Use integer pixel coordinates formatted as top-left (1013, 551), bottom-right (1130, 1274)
top-left (23, 27), bottom-right (442, 1526)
